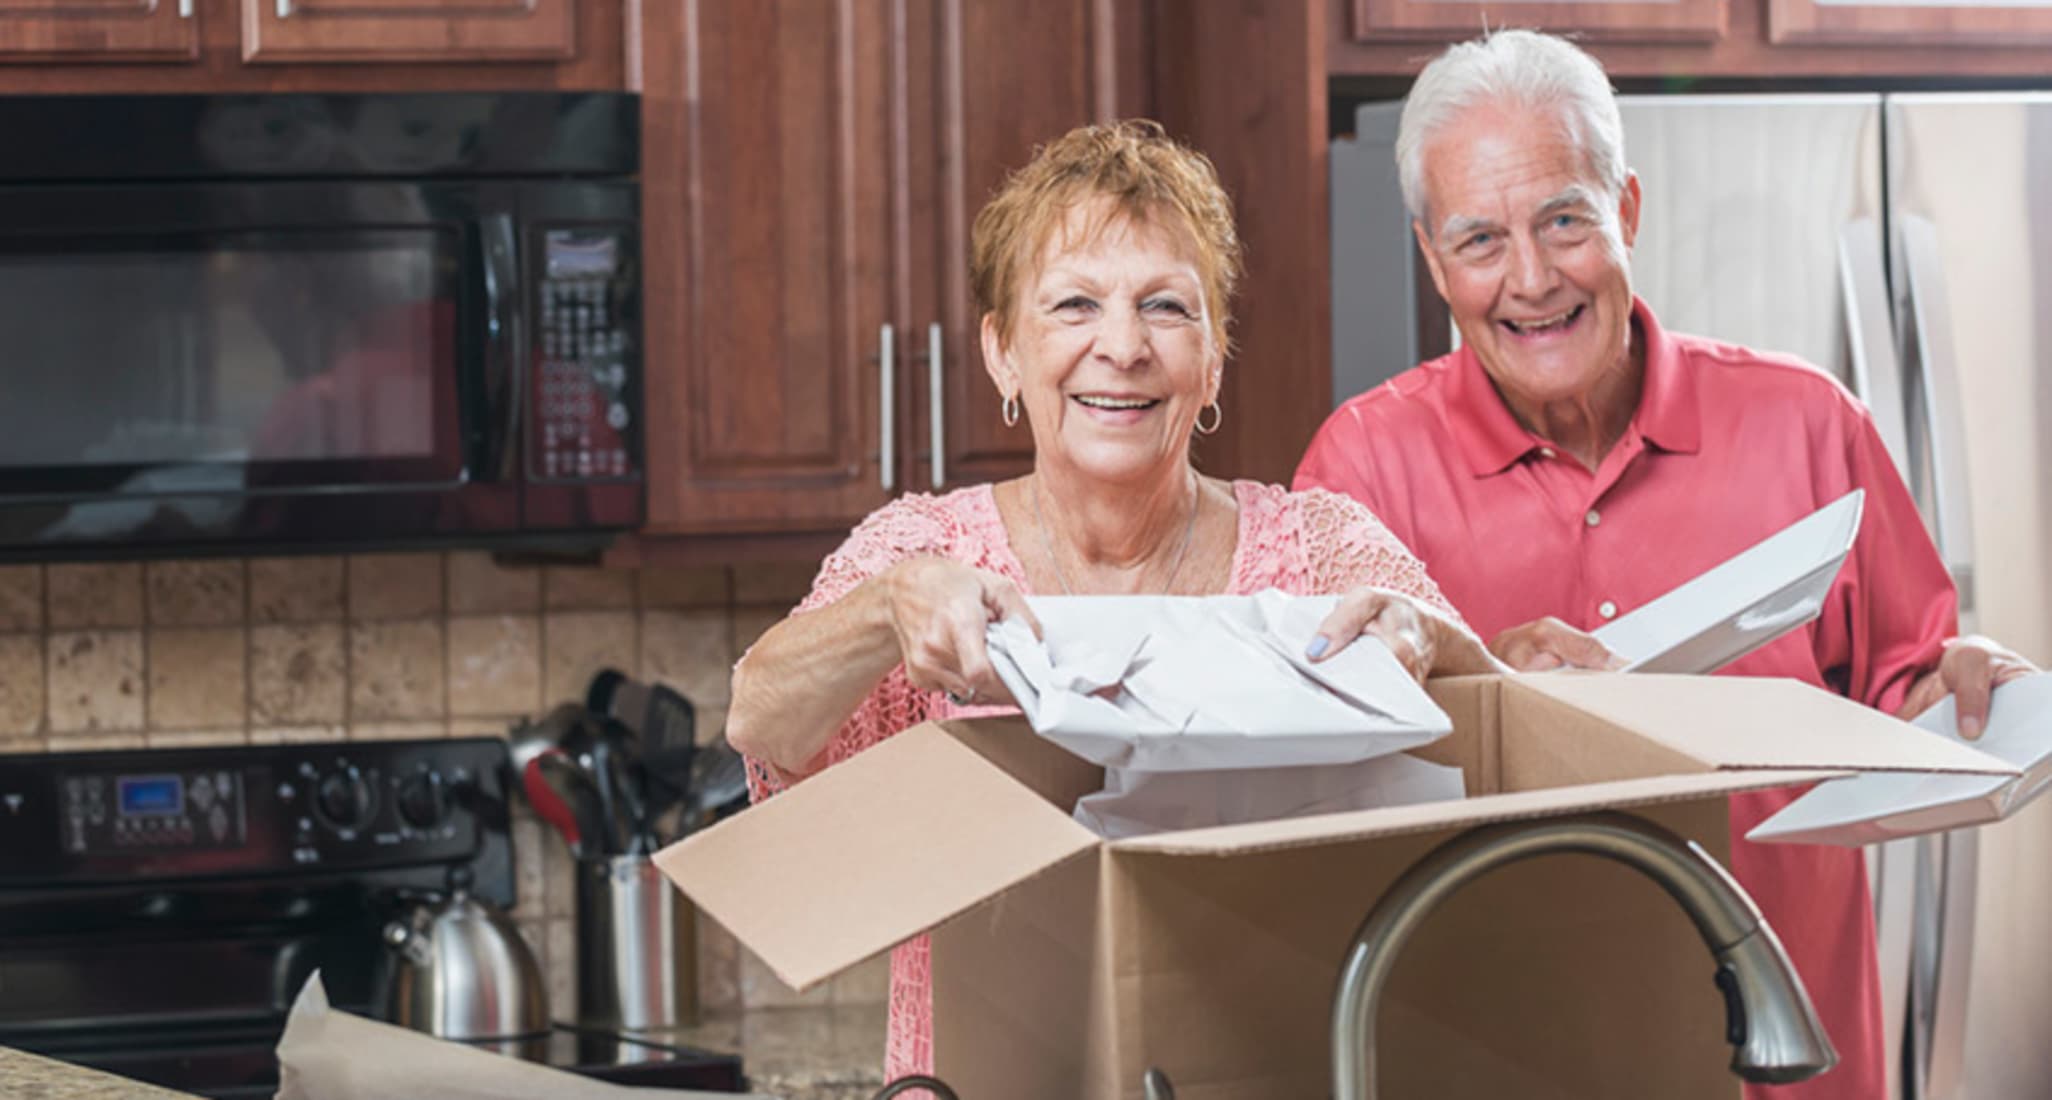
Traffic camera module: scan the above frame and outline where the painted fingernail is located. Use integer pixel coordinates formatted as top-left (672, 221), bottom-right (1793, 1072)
top-left (1961, 715), bottom-right (1984, 739)
top-left (1305, 635), bottom-right (1331, 660)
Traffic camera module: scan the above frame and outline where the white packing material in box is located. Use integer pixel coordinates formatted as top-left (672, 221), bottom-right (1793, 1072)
top-left (1749, 671), bottom-right (2052, 845)
top-left (984, 589), bottom-right (1462, 836)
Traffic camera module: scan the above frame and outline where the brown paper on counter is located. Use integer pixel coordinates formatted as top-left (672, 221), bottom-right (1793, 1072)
top-left (274, 974), bottom-right (765, 1100)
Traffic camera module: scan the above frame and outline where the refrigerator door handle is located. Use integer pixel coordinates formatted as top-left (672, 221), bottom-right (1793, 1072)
top-left (1838, 218), bottom-right (1913, 479)
top-left (1899, 213), bottom-right (1979, 622)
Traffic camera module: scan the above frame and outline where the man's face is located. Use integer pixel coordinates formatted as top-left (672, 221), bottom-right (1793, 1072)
top-left (1414, 101), bottom-right (1642, 417)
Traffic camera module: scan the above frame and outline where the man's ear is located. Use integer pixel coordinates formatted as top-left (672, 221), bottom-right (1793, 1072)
top-left (1618, 171), bottom-right (1643, 250)
top-left (980, 312), bottom-right (1017, 398)
top-left (1413, 219), bottom-right (1451, 302)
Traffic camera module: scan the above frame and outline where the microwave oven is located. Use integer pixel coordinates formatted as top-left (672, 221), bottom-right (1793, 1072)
top-left (0, 92), bottom-right (642, 560)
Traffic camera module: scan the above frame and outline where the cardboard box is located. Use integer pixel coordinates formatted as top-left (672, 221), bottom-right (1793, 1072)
top-left (657, 674), bottom-right (2015, 1100)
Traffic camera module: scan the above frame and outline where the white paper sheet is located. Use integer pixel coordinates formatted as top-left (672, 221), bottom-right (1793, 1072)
top-left (274, 973), bottom-right (762, 1100)
top-left (1075, 752), bottom-right (1467, 839)
top-left (1594, 489), bottom-right (1864, 674)
top-left (985, 589), bottom-right (1453, 772)
top-left (1749, 672), bottom-right (2052, 846)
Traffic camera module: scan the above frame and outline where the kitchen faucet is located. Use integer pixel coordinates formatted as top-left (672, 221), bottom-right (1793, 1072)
top-left (1332, 811), bottom-right (1837, 1099)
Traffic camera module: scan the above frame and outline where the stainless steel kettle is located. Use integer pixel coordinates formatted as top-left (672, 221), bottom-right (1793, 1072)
top-left (381, 872), bottom-right (549, 1050)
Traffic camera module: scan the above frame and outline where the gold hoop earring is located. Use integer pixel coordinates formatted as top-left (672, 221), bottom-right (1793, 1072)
top-left (1195, 402), bottom-right (1222, 435)
top-left (1002, 394), bottom-right (1021, 427)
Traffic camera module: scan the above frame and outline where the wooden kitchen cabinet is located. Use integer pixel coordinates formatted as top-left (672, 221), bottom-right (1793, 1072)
top-left (0, 0), bottom-right (202, 62)
top-left (1768, 0), bottom-right (2052, 46)
top-left (638, 0), bottom-right (1151, 537)
top-left (240, 0), bottom-right (576, 63)
top-left (1347, 0), bottom-right (1726, 43)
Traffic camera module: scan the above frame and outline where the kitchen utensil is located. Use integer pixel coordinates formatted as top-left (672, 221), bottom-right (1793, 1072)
top-left (535, 749), bottom-right (612, 857)
top-left (595, 721), bottom-right (652, 855)
top-left (588, 670), bottom-right (698, 823)
top-left (381, 868), bottom-right (549, 1047)
top-left (679, 736), bottom-right (749, 838)
top-left (575, 855), bottom-right (697, 1034)
top-left (507, 701), bottom-right (593, 778)
top-left (521, 753), bottom-right (583, 855)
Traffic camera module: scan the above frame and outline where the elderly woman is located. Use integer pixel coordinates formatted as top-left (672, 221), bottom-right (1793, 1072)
top-left (1297, 30), bottom-right (2037, 1099)
top-left (727, 120), bottom-right (1494, 1083)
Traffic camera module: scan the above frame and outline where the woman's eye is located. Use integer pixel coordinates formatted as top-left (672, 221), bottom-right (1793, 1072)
top-left (1054, 296), bottom-right (1096, 314)
top-left (1143, 297), bottom-right (1192, 317)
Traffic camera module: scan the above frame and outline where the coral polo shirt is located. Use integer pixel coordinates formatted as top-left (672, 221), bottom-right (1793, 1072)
top-left (1296, 297), bottom-right (1955, 1100)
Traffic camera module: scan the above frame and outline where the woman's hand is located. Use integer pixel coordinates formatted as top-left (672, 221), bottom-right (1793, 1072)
top-left (1488, 616), bottom-right (1627, 672)
top-left (1305, 588), bottom-right (1502, 682)
top-left (1896, 634), bottom-right (2037, 739)
top-left (883, 557), bottom-right (1040, 707)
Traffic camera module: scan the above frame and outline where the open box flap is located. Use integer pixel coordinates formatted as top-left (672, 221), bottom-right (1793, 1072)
top-left (1513, 673), bottom-right (2019, 776)
top-left (1108, 768), bottom-right (1843, 857)
top-left (652, 722), bottom-right (1100, 991)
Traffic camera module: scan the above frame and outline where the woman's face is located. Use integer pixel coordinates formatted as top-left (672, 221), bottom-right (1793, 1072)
top-left (983, 200), bottom-right (1222, 489)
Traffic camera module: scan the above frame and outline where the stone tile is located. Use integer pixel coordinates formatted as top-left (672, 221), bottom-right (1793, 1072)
top-left (729, 606), bottom-right (787, 659)
top-left (47, 564), bottom-right (143, 629)
top-left (542, 611), bottom-right (636, 708)
top-left (0, 737), bottom-right (46, 756)
top-left (542, 820), bottom-right (579, 918)
top-left (516, 919), bottom-right (551, 1013)
top-left (249, 725), bottom-right (347, 746)
top-left (513, 817), bottom-right (547, 913)
top-left (45, 731), bottom-right (146, 753)
top-left (739, 944), bottom-right (832, 1008)
top-left (543, 565), bottom-right (637, 610)
top-left (547, 918), bottom-right (577, 1022)
top-left (447, 615), bottom-right (542, 718)
top-left (731, 561), bottom-right (820, 609)
top-left (640, 609), bottom-right (734, 710)
top-left (147, 627), bottom-right (247, 730)
top-left (638, 565), bottom-right (731, 609)
top-left (447, 716), bottom-right (515, 738)
top-left (347, 553), bottom-right (444, 620)
top-left (249, 556), bottom-right (345, 623)
top-left (697, 916), bottom-right (743, 1015)
top-left (349, 621), bottom-right (446, 722)
top-left (0, 566), bottom-right (41, 631)
top-left (831, 954), bottom-right (890, 1006)
top-left (250, 624), bottom-right (346, 726)
top-left (448, 552), bottom-right (541, 614)
top-left (145, 729), bottom-right (248, 748)
top-left (349, 720), bottom-right (445, 742)
top-left (0, 635), bottom-right (43, 738)
top-left (695, 705), bottom-right (728, 747)
top-left (46, 630), bottom-right (143, 733)
top-left (145, 560), bottom-right (245, 627)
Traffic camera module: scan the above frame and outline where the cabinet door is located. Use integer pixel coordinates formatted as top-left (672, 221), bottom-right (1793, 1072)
top-left (1348, 0), bottom-right (1724, 43)
top-left (241, 0), bottom-right (575, 63)
top-left (908, 0), bottom-right (1152, 491)
top-left (1770, 0), bottom-right (2052, 45)
top-left (640, 0), bottom-right (899, 534)
top-left (0, 0), bottom-right (200, 61)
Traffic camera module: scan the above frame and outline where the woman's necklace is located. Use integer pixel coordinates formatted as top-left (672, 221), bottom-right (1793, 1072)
top-left (1030, 474), bottom-right (1200, 596)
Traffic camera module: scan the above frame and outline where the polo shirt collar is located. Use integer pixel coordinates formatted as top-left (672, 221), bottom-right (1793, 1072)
top-left (1444, 295), bottom-right (1699, 477)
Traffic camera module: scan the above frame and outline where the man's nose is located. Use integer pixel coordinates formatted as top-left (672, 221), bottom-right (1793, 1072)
top-left (1506, 235), bottom-right (1559, 299)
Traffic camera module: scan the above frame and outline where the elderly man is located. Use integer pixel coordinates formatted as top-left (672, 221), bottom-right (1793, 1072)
top-left (1297, 29), bottom-right (2034, 1100)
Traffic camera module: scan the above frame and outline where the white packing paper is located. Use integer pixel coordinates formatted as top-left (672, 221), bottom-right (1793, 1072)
top-left (274, 972), bottom-right (764, 1100)
top-left (1593, 489), bottom-right (1864, 674)
top-left (1075, 752), bottom-right (1467, 839)
top-left (985, 589), bottom-right (1453, 772)
top-left (1749, 671), bottom-right (2052, 846)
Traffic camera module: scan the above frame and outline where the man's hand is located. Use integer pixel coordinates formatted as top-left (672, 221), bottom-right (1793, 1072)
top-left (1896, 634), bottom-right (2038, 738)
top-left (1488, 617), bottom-right (1628, 672)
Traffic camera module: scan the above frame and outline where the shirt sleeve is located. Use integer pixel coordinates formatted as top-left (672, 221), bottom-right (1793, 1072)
top-left (1816, 404), bottom-right (1958, 715)
top-left (742, 498), bottom-right (949, 802)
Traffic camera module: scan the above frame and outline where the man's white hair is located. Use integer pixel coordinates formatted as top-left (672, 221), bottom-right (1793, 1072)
top-left (1394, 29), bottom-right (1627, 226)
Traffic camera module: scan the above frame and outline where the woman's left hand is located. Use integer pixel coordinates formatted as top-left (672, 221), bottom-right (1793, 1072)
top-left (1305, 588), bottom-right (1502, 682)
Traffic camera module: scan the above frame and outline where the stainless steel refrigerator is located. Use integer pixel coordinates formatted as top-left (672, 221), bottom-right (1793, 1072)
top-left (1331, 93), bottom-right (2052, 1100)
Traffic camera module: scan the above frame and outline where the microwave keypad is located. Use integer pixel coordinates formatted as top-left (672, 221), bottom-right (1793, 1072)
top-left (534, 231), bottom-right (635, 482)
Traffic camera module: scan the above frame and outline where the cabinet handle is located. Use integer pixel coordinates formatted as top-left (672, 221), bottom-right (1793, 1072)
top-left (179, 0), bottom-right (193, 16)
top-left (276, 0), bottom-right (293, 18)
top-left (878, 323), bottom-right (896, 492)
top-left (927, 322), bottom-right (945, 489)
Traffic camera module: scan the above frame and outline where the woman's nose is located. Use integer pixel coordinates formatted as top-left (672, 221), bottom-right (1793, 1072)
top-left (1094, 305), bottom-right (1150, 367)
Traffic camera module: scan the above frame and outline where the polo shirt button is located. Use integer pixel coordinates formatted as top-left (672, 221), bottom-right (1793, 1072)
top-left (1585, 508), bottom-right (1602, 528)
top-left (1539, 447), bottom-right (1556, 459)
top-left (1598, 600), bottom-right (1619, 619)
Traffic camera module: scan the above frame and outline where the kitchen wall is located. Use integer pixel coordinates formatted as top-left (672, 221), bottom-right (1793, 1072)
top-left (0, 551), bottom-right (884, 1017)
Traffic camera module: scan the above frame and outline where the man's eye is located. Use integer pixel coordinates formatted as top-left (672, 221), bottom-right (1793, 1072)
top-left (1461, 232), bottom-right (1495, 251)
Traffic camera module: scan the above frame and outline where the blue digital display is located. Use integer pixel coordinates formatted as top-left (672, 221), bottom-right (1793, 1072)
top-left (118, 775), bottom-right (183, 817)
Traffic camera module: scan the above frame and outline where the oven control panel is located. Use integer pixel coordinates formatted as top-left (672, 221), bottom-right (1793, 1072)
top-left (531, 227), bottom-right (639, 483)
top-left (0, 738), bottom-right (512, 885)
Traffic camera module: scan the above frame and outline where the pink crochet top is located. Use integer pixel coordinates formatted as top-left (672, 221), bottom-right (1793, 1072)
top-left (742, 480), bottom-right (1460, 1084)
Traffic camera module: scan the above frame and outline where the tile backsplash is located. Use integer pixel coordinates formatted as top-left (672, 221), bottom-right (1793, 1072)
top-left (0, 552), bottom-right (882, 1017)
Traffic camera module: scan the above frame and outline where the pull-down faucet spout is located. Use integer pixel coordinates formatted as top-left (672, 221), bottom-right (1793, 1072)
top-left (1332, 811), bottom-right (1837, 1099)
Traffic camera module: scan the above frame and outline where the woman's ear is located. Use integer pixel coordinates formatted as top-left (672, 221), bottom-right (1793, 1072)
top-left (980, 312), bottom-right (1017, 398)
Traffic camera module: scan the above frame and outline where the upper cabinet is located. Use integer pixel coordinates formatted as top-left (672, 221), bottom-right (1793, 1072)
top-left (0, 0), bottom-right (202, 62)
top-left (242, 0), bottom-right (576, 63)
top-left (1767, 0), bottom-right (2052, 46)
top-left (638, 0), bottom-right (1151, 537)
top-left (1347, 0), bottom-right (1725, 43)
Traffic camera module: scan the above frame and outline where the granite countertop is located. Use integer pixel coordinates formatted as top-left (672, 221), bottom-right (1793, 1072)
top-left (647, 1003), bottom-right (891, 1100)
top-left (0, 1046), bottom-right (200, 1100)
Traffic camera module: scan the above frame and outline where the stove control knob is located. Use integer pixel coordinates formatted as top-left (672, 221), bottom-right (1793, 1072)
top-left (396, 770), bottom-right (450, 831)
top-left (315, 767), bottom-right (374, 832)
